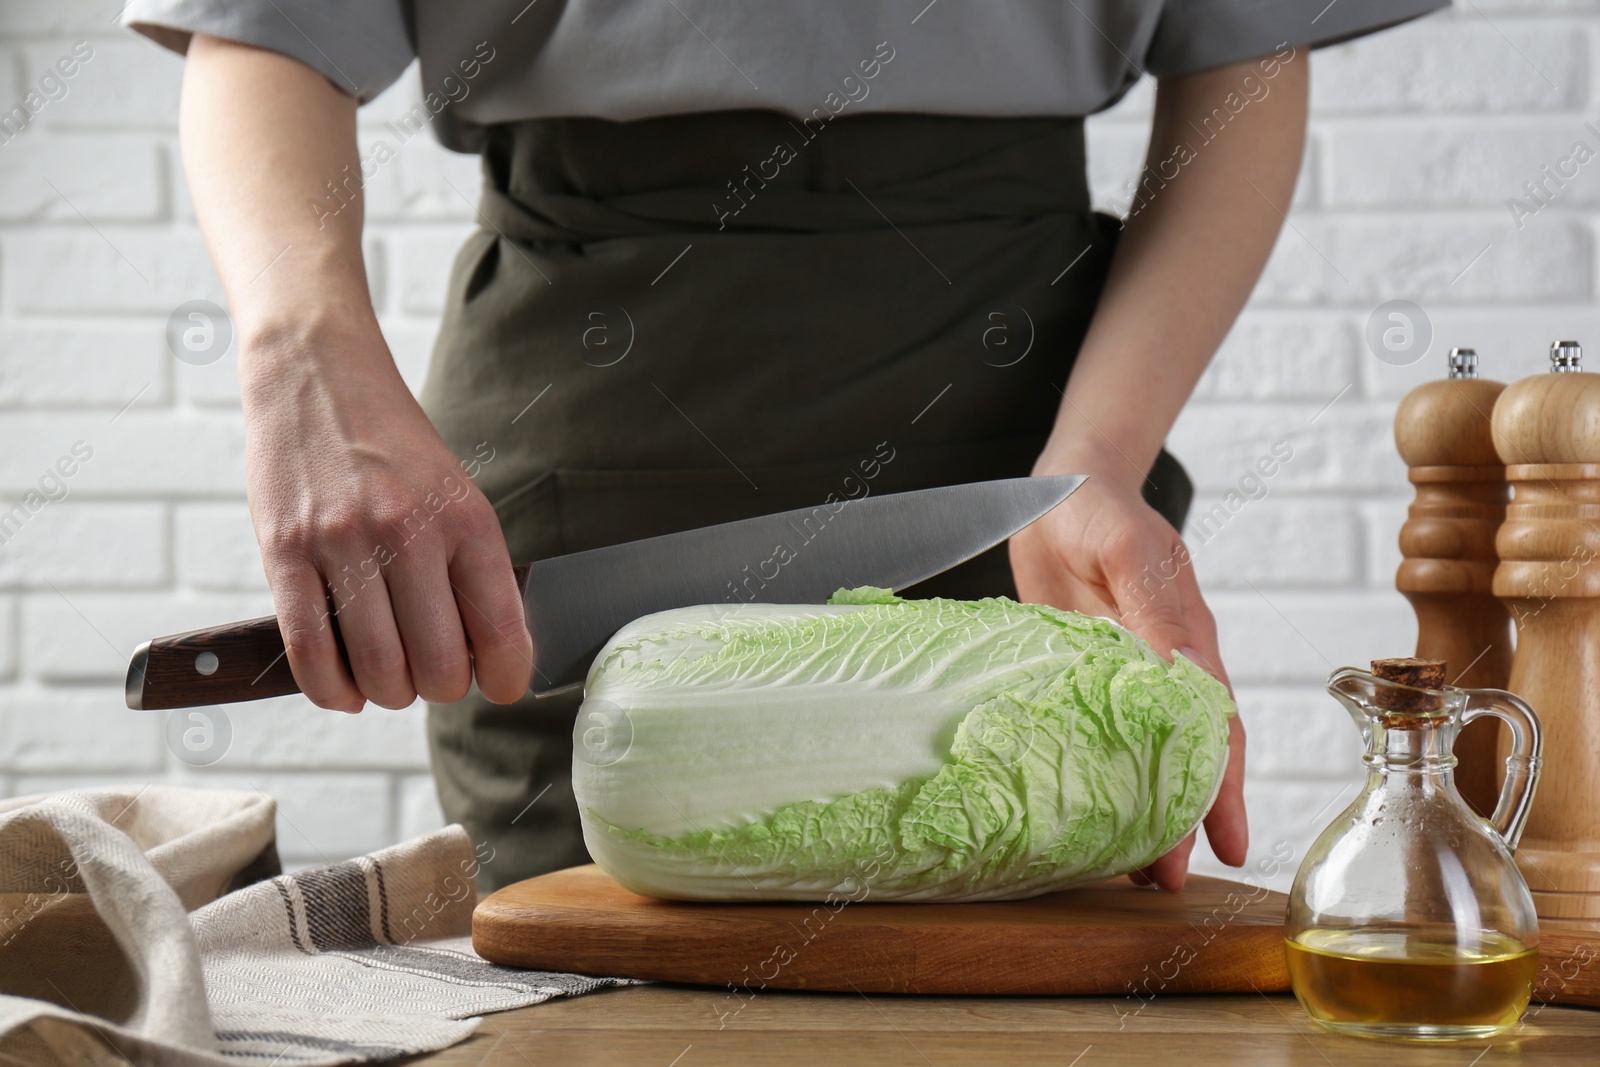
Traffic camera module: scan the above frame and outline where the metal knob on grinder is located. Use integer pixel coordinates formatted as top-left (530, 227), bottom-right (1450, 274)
top-left (1550, 339), bottom-right (1583, 373)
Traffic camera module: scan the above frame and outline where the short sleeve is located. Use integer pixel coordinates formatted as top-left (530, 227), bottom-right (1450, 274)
top-left (123, 0), bottom-right (415, 103)
top-left (1147, 0), bottom-right (1451, 77)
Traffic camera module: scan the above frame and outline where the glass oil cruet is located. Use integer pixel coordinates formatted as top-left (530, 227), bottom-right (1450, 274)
top-left (1285, 657), bottom-right (1544, 1041)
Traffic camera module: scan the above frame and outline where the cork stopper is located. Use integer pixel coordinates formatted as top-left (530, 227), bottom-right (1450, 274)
top-left (1371, 657), bottom-right (1446, 717)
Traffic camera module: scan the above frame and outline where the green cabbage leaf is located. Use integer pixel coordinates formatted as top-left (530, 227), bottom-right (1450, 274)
top-left (571, 588), bottom-right (1234, 902)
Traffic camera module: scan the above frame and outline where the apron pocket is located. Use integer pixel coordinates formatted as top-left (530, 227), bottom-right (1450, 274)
top-left (490, 469), bottom-right (563, 565)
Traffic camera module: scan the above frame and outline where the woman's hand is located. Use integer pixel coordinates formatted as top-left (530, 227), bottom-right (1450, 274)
top-left (242, 324), bottom-right (533, 712)
top-left (1010, 457), bottom-right (1247, 891)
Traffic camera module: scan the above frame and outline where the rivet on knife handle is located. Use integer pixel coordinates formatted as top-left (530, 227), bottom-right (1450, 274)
top-left (126, 564), bottom-right (533, 710)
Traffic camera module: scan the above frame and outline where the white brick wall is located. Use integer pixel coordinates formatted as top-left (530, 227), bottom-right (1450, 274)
top-left (0, 4), bottom-right (1580, 886)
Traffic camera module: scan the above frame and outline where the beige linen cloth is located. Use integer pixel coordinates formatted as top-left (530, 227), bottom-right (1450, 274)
top-left (0, 787), bottom-right (632, 1066)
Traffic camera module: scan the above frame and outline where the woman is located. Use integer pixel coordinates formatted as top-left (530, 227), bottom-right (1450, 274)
top-left (127, 1), bottom-right (1445, 891)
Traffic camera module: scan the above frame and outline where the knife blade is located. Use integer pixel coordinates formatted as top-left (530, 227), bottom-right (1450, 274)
top-left (125, 475), bottom-right (1084, 710)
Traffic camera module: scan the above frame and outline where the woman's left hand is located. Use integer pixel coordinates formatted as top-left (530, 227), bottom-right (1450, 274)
top-left (1009, 464), bottom-right (1247, 891)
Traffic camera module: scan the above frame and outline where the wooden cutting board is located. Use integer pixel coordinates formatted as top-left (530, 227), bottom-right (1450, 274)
top-left (474, 867), bottom-right (1600, 1007)
top-left (473, 865), bottom-right (1292, 996)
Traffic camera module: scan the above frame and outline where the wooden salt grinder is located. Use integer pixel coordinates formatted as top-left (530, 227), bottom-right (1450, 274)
top-left (1493, 340), bottom-right (1600, 921)
top-left (1394, 347), bottom-right (1512, 817)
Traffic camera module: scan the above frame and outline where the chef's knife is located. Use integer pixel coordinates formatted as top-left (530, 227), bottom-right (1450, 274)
top-left (125, 475), bottom-right (1084, 710)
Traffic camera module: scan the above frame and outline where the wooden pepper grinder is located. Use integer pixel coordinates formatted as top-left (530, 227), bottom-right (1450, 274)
top-left (1493, 340), bottom-right (1600, 920)
top-left (1394, 347), bottom-right (1512, 817)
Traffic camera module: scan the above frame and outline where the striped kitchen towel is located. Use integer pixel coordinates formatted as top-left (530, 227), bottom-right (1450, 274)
top-left (0, 787), bottom-right (635, 1066)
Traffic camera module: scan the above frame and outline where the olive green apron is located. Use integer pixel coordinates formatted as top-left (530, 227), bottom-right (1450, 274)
top-left (418, 110), bottom-right (1192, 890)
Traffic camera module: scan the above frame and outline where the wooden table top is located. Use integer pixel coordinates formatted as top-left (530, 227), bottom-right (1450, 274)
top-left (409, 984), bottom-right (1600, 1066)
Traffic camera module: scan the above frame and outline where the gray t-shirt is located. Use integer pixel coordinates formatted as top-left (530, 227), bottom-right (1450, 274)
top-left (125, 0), bottom-right (1445, 152)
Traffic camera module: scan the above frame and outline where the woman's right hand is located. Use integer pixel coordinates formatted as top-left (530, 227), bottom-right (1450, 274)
top-left (241, 323), bottom-right (533, 712)
top-left (176, 36), bottom-right (531, 711)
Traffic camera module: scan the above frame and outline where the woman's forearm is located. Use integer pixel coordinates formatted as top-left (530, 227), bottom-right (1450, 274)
top-left (180, 34), bottom-right (383, 381)
top-left (1038, 50), bottom-right (1310, 484)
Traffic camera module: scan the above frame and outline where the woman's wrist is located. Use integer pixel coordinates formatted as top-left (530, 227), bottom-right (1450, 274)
top-left (238, 306), bottom-right (389, 383)
top-left (1033, 433), bottom-right (1154, 494)
top-left (232, 238), bottom-right (382, 377)
top-left (237, 315), bottom-right (408, 432)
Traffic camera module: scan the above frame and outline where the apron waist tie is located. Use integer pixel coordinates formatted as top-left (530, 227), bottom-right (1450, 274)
top-left (476, 110), bottom-right (1097, 243)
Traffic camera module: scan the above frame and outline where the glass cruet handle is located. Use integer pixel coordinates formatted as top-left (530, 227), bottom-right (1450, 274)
top-left (1459, 689), bottom-right (1545, 851)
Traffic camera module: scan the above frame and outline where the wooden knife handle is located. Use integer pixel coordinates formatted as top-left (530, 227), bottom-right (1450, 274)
top-left (127, 614), bottom-right (303, 710)
top-left (127, 564), bottom-right (532, 711)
